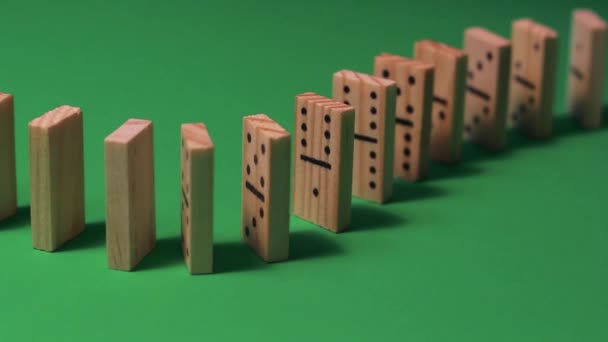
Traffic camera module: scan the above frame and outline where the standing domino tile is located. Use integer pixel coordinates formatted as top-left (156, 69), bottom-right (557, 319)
top-left (333, 70), bottom-right (396, 203)
top-left (508, 19), bottom-right (558, 139)
top-left (374, 54), bottom-right (434, 181)
top-left (0, 93), bottom-right (16, 221)
top-left (104, 119), bottom-right (156, 271)
top-left (414, 40), bottom-right (467, 163)
top-left (567, 9), bottom-right (607, 129)
top-left (29, 106), bottom-right (85, 251)
top-left (293, 92), bottom-right (355, 233)
top-left (242, 114), bottom-right (290, 262)
top-left (464, 28), bottom-right (512, 151)
top-left (181, 123), bottom-right (214, 274)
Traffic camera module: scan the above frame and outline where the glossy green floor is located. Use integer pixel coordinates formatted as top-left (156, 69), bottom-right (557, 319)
top-left (0, 0), bottom-right (607, 340)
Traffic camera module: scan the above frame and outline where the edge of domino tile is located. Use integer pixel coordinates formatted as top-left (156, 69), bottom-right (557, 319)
top-left (465, 27), bottom-right (511, 47)
top-left (512, 18), bottom-right (558, 38)
top-left (243, 114), bottom-right (290, 139)
top-left (0, 92), bottom-right (13, 103)
top-left (181, 123), bottom-right (214, 151)
top-left (29, 105), bottom-right (82, 129)
top-left (104, 118), bottom-right (152, 144)
top-left (415, 40), bottom-right (466, 58)
top-left (334, 69), bottom-right (396, 87)
top-left (574, 9), bottom-right (607, 30)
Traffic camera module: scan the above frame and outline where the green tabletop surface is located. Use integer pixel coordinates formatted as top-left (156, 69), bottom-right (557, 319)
top-left (1, 0), bottom-right (607, 340)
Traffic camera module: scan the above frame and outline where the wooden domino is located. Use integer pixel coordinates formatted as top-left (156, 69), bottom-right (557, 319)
top-left (332, 70), bottom-right (396, 203)
top-left (29, 105), bottom-right (85, 251)
top-left (374, 54), bottom-right (434, 181)
top-left (242, 114), bottom-right (290, 262)
top-left (292, 92), bottom-right (355, 233)
top-left (104, 119), bottom-right (156, 271)
top-left (414, 40), bottom-right (467, 163)
top-left (0, 93), bottom-right (16, 221)
top-left (508, 19), bottom-right (558, 139)
top-left (567, 9), bottom-right (607, 129)
top-left (181, 123), bottom-right (214, 274)
top-left (464, 28), bottom-right (512, 151)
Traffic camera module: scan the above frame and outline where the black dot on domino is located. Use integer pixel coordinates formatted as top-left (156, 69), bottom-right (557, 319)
top-left (344, 100), bottom-right (350, 105)
top-left (408, 76), bottom-right (415, 85)
top-left (403, 147), bottom-right (410, 156)
top-left (369, 181), bottom-right (376, 189)
top-left (370, 91), bottom-right (377, 99)
top-left (252, 217), bottom-right (257, 228)
top-left (247, 132), bottom-right (252, 143)
top-left (260, 176), bottom-right (265, 188)
top-left (324, 130), bottom-right (330, 139)
top-left (406, 105), bottom-right (414, 114)
top-left (324, 115), bottom-right (331, 123)
top-left (301, 123), bottom-right (307, 132)
top-left (397, 87), bottom-right (401, 96)
top-left (324, 146), bottom-right (330, 155)
top-left (370, 151), bottom-right (376, 159)
top-left (245, 226), bottom-right (250, 237)
top-left (405, 133), bottom-right (411, 142)
top-left (370, 166), bottom-right (376, 174)
top-left (486, 51), bottom-right (493, 61)
top-left (259, 207), bottom-right (264, 218)
top-left (483, 106), bottom-right (489, 116)
top-left (371, 107), bottom-right (377, 115)
top-left (343, 85), bottom-right (350, 93)
top-left (439, 111), bottom-right (446, 120)
top-left (313, 188), bottom-right (319, 197)
top-left (403, 163), bottom-right (410, 171)
top-left (382, 69), bottom-right (390, 78)
top-left (301, 138), bottom-right (307, 147)
top-left (370, 122), bottom-right (377, 130)
top-left (254, 154), bottom-right (258, 165)
top-left (477, 61), bottom-right (483, 71)
top-left (246, 164), bottom-right (251, 175)
top-left (261, 144), bottom-right (266, 155)
top-left (301, 107), bottom-right (307, 115)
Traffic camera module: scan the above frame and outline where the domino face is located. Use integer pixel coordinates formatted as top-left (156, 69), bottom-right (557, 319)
top-left (29, 105), bottom-right (85, 251)
top-left (464, 28), bottom-right (512, 151)
top-left (414, 40), bottom-right (467, 163)
top-left (374, 54), bottom-right (434, 181)
top-left (181, 123), bottom-right (214, 274)
top-left (292, 92), bottom-right (355, 232)
top-left (104, 119), bottom-right (156, 271)
top-left (508, 19), bottom-right (558, 139)
top-left (0, 93), bottom-right (16, 221)
top-left (332, 70), bottom-right (396, 203)
top-left (567, 9), bottom-right (607, 129)
top-left (242, 114), bottom-right (290, 262)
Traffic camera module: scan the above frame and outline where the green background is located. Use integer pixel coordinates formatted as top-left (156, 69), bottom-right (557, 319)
top-left (1, 0), bottom-right (607, 340)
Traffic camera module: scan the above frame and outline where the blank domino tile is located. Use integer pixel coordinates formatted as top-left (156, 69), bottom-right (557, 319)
top-left (104, 119), bottom-right (156, 271)
top-left (181, 123), bottom-right (214, 274)
top-left (414, 40), bottom-right (467, 163)
top-left (242, 114), bottom-right (290, 262)
top-left (29, 105), bottom-right (85, 251)
top-left (292, 92), bottom-right (355, 232)
top-left (464, 28), bottom-right (512, 151)
top-left (567, 9), bottom-right (607, 129)
top-left (508, 19), bottom-right (558, 139)
top-left (333, 70), bottom-right (396, 203)
top-left (374, 54), bottom-right (434, 181)
top-left (0, 93), bottom-right (16, 221)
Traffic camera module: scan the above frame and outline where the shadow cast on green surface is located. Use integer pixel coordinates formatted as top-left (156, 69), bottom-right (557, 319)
top-left (214, 240), bottom-right (269, 274)
top-left (138, 236), bottom-right (183, 271)
top-left (391, 178), bottom-right (446, 203)
top-left (0, 206), bottom-right (30, 230)
top-left (349, 203), bottom-right (405, 232)
top-left (290, 230), bottom-right (343, 261)
top-left (61, 221), bottom-right (106, 251)
top-left (428, 160), bottom-right (483, 181)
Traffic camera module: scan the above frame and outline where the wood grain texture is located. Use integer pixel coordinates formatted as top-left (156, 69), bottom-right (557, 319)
top-left (28, 105), bottom-right (85, 251)
top-left (374, 54), bottom-right (434, 181)
top-left (464, 28), bottom-right (512, 151)
top-left (104, 119), bottom-right (156, 271)
top-left (332, 70), bottom-right (396, 203)
top-left (414, 40), bottom-right (467, 163)
top-left (567, 9), bottom-right (607, 129)
top-left (242, 114), bottom-right (290, 262)
top-left (292, 92), bottom-right (355, 233)
top-left (0, 93), bottom-right (16, 221)
top-left (508, 18), bottom-right (558, 139)
top-left (181, 123), bottom-right (214, 274)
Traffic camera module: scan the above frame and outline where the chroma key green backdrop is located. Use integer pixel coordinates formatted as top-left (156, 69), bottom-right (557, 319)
top-left (1, 0), bottom-right (607, 340)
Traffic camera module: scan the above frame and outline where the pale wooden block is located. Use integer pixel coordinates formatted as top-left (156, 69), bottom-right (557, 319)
top-left (333, 70), bottom-right (396, 203)
top-left (464, 27), bottom-right (512, 151)
top-left (508, 18), bottom-right (558, 139)
top-left (0, 93), bottom-right (16, 221)
top-left (181, 123), bottom-right (214, 274)
top-left (567, 9), bottom-right (607, 129)
top-left (414, 40), bottom-right (467, 163)
top-left (29, 105), bottom-right (85, 251)
top-left (292, 92), bottom-right (355, 233)
top-left (374, 54), bottom-right (434, 181)
top-left (104, 119), bottom-right (156, 271)
top-left (242, 114), bottom-right (290, 262)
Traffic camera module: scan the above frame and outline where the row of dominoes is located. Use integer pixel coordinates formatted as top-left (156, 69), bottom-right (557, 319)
top-left (0, 10), bottom-right (605, 274)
